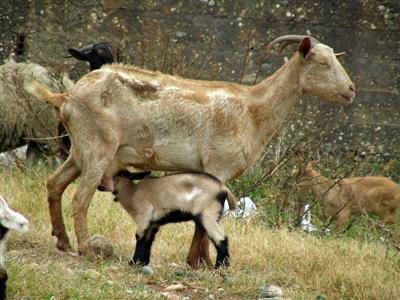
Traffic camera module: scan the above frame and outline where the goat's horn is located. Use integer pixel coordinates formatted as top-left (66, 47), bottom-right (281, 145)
top-left (116, 170), bottom-right (151, 180)
top-left (267, 35), bottom-right (320, 53)
top-left (335, 52), bottom-right (346, 58)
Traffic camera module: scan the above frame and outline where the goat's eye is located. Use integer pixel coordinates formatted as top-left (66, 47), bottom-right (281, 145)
top-left (319, 62), bottom-right (329, 67)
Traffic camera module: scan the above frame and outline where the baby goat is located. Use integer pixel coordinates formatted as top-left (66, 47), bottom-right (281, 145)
top-left (298, 163), bottom-right (400, 229)
top-left (112, 170), bottom-right (237, 268)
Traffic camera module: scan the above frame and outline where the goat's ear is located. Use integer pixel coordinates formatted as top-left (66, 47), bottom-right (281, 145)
top-left (298, 37), bottom-right (312, 58)
top-left (68, 48), bottom-right (88, 61)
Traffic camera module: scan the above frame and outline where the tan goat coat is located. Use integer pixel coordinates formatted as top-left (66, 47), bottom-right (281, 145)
top-left (26, 37), bottom-right (355, 267)
top-left (300, 167), bottom-right (400, 228)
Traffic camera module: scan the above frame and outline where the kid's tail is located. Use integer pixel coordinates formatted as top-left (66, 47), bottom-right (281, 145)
top-left (225, 188), bottom-right (237, 211)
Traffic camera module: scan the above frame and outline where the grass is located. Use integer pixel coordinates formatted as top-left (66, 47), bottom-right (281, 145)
top-left (0, 165), bottom-right (399, 299)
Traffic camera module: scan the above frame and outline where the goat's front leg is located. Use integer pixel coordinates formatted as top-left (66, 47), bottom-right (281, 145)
top-left (130, 224), bottom-right (159, 266)
top-left (335, 207), bottom-right (352, 231)
top-left (47, 155), bottom-right (80, 251)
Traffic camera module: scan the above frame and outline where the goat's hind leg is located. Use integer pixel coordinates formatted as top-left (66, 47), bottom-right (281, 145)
top-left (72, 147), bottom-right (118, 258)
top-left (201, 213), bottom-right (230, 268)
top-left (47, 155), bottom-right (80, 251)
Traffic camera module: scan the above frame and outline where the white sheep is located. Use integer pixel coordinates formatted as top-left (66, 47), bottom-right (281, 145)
top-left (111, 170), bottom-right (237, 268)
top-left (0, 195), bottom-right (29, 298)
top-left (1, 43), bottom-right (114, 166)
top-left (0, 59), bottom-right (73, 166)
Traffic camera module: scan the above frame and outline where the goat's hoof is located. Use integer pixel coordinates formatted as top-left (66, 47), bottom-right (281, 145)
top-left (186, 257), bottom-right (213, 270)
top-left (129, 259), bottom-right (146, 267)
top-left (129, 259), bottom-right (139, 267)
top-left (56, 240), bottom-right (72, 252)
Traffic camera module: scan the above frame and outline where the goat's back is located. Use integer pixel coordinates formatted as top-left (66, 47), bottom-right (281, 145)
top-left (133, 172), bottom-right (228, 212)
top-left (340, 176), bottom-right (400, 212)
top-left (62, 65), bottom-right (256, 178)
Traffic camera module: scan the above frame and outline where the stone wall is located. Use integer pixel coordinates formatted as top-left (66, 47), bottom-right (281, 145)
top-left (1, 0), bottom-right (399, 161)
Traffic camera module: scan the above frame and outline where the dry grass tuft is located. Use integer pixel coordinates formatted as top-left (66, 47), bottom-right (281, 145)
top-left (0, 166), bottom-right (399, 299)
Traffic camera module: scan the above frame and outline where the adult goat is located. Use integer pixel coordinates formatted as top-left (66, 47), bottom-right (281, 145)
top-left (26, 35), bottom-right (355, 268)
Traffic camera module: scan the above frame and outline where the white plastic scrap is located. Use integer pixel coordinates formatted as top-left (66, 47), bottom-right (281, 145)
top-left (224, 196), bottom-right (257, 218)
top-left (300, 204), bottom-right (318, 232)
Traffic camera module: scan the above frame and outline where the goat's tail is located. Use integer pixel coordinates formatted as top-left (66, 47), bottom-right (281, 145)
top-left (225, 188), bottom-right (237, 211)
top-left (24, 80), bottom-right (67, 108)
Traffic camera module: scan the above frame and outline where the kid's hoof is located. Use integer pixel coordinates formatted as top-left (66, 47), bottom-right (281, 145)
top-left (129, 259), bottom-right (141, 267)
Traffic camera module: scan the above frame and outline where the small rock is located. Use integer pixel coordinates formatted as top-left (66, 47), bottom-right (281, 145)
top-left (89, 234), bottom-right (113, 258)
top-left (175, 31), bottom-right (187, 38)
top-left (106, 265), bottom-right (120, 273)
top-left (185, 271), bottom-right (198, 280)
top-left (377, 5), bottom-right (385, 12)
top-left (223, 275), bottom-right (235, 283)
top-left (161, 292), bottom-right (180, 300)
top-left (164, 283), bottom-right (185, 291)
top-left (259, 284), bottom-right (283, 298)
top-left (140, 265), bottom-right (155, 276)
top-left (175, 270), bottom-right (185, 277)
top-left (85, 269), bottom-right (101, 279)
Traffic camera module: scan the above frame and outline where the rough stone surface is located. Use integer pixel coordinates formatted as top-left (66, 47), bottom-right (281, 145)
top-left (1, 1), bottom-right (399, 160)
top-left (140, 265), bottom-right (155, 276)
top-left (259, 284), bottom-right (283, 298)
top-left (89, 234), bottom-right (114, 258)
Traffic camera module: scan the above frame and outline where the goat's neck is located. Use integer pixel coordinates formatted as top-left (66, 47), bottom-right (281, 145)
top-left (308, 170), bottom-right (335, 198)
top-left (117, 180), bottom-right (137, 206)
top-left (249, 53), bottom-right (303, 143)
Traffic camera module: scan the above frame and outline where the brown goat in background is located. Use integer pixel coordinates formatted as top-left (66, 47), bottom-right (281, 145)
top-left (298, 162), bottom-right (400, 229)
top-left (26, 35), bottom-right (355, 268)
